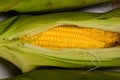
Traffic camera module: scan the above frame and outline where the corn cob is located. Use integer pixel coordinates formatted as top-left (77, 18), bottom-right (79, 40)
top-left (0, 0), bottom-right (114, 13)
top-left (21, 25), bottom-right (120, 50)
top-left (0, 8), bottom-right (120, 72)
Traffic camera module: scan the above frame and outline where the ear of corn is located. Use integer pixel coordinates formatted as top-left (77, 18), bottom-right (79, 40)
top-left (2, 69), bottom-right (120, 80)
top-left (21, 25), bottom-right (120, 49)
top-left (0, 8), bottom-right (120, 72)
top-left (0, 0), bottom-right (114, 13)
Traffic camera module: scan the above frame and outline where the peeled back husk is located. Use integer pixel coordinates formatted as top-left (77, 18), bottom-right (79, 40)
top-left (0, 0), bottom-right (115, 13)
top-left (0, 8), bottom-right (120, 72)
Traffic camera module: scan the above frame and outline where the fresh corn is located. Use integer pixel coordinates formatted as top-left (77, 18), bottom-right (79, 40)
top-left (0, 0), bottom-right (114, 13)
top-left (2, 69), bottom-right (120, 80)
top-left (0, 8), bottom-right (120, 72)
top-left (21, 25), bottom-right (120, 49)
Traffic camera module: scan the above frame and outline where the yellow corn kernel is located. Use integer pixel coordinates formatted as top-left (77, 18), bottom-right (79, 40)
top-left (21, 25), bottom-right (120, 50)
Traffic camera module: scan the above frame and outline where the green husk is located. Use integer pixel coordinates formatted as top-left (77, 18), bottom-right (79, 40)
top-left (0, 16), bottom-right (17, 35)
top-left (0, 0), bottom-right (114, 13)
top-left (1, 69), bottom-right (120, 80)
top-left (0, 8), bottom-right (120, 72)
